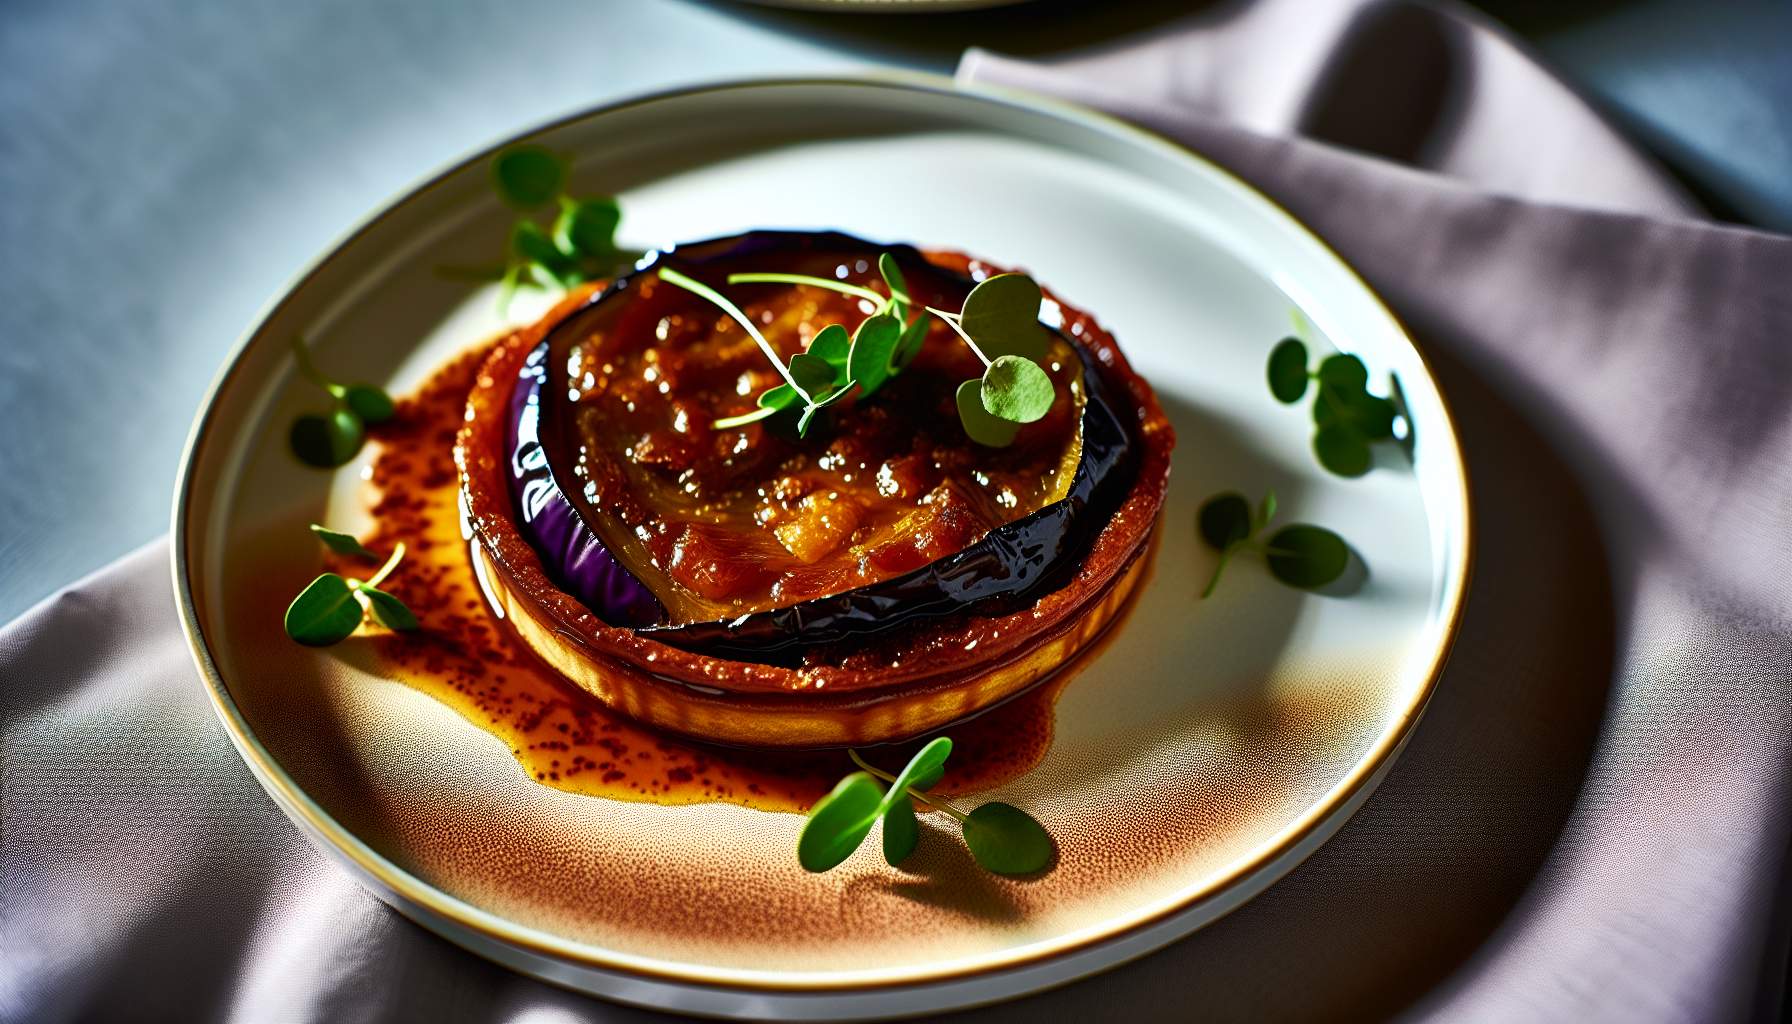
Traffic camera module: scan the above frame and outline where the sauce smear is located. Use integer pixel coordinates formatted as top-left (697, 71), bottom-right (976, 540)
top-left (348, 341), bottom-right (1084, 812)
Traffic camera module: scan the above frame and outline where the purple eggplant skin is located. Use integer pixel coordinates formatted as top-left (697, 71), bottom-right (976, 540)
top-left (505, 229), bottom-right (1139, 665)
top-left (506, 341), bottom-right (665, 627)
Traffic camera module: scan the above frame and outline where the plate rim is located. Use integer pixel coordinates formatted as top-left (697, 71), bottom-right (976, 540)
top-left (170, 69), bottom-right (1475, 995)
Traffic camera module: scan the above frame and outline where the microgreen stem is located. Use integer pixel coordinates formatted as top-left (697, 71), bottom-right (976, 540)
top-left (1200, 546), bottom-right (1235, 600)
top-left (712, 405), bottom-right (779, 430)
top-left (849, 750), bottom-right (970, 823)
top-left (725, 272), bottom-right (887, 307)
top-left (658, 267), bottom-right (803, 395)
top-left (924, 306), bottom-right (991, 367)
top-left (364, 542), bottom-right (406, 589)
top-left (290, 337), bottom-right (345, 399)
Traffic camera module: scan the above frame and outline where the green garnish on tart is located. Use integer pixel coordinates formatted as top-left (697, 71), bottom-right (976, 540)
top-left (657, 257), bottom-right (1058, 447)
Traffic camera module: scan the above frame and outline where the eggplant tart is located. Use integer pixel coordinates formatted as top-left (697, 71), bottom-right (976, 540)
top-left (458, 231), bottom-right (1173, 747)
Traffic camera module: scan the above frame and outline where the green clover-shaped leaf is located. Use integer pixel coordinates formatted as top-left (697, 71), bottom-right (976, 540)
top-left (956, 379), bottom-right (1021, 447)
top-left (1265, 525), bottom-right (1350, 589)
top-left (848, 314), bottom-right (901, 398)
top-left (882, 794), bottom-right (919, 866)
top-left (980, 355), bottom-right (1055, 424)
top-left (360, 585), bottom-right (419, 632)
top-left (960, 274), bottom-right (1048, 363)
top-left (878, 253), bottom-right (910, 319)
top-left (1316, 353), bottom-right (1368, 392)
top-left (962, 802), bottom-right (1053, 875)
top-left (343, 384), bottom-right (395, 425)
top-left (882, 738), bottom-right (951, 806)
top-left (1340, 390), bottom-right (1398, 440)
top-left (757, 383), bottom-right (798, 411)
top-left (553, 197), bottom-right (620, 262)
top-left (892, 312), bottom-right (930, 370)
top-left (798, 771), bottom-right (883, 872)
top-left (1267, 337), bottom-right (1310, 403)
top-left (290, 408), bottom-right (365, 469)
top-left (283, 574), bottom-right (363, 646)
top-left (1314, 424), bottom-right (1372, 477)
top-left (308, 525), bottom-right (377, 561)
top-left (511, 221), bottom-right (576, 284)
top-left (492, 146), bottom-right (564, 209)
top-left (808, 323), bottom-right (851, 375)
top-left (872, 738), bottom-right (951, 868)
top-left (1197, 492), bottom-right (1252, 550)
top-left (785, 351), bottom-right (838, 402)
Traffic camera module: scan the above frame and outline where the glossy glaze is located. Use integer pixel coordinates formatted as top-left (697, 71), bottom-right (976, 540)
top-left (452, 245), bottom-right (1170, 749)
top-left (542, 237), bottom-right (1083, 626)
top-left (349, 341), bottom-right (1083, 809)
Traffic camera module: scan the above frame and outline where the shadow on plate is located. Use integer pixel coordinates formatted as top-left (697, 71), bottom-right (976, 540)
top-left (959, 334), bottom-right (1618, 1021)
top-left (846, 817), bottom-right (1037, 925)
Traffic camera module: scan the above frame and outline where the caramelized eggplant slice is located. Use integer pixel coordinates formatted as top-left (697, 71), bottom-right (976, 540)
top-left (504, 231), bottom-right (1137, 663)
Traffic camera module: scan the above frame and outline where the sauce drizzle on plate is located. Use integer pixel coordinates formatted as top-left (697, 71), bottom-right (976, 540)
top-left (346, 340), bottom-right (1096, 812)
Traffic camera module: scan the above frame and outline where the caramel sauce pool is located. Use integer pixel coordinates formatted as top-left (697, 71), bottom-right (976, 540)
top-left (346, 341), bottom-right (1120, 813)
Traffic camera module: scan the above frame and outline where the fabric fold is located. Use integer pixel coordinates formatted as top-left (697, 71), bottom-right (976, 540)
top-left (4, 1), bottom-right (1787, 1021)
top-left (961, 0), bottom-right (1700, 221)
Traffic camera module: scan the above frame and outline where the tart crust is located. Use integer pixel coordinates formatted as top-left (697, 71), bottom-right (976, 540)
top-left (457, 250), bottom-right (1173, 748)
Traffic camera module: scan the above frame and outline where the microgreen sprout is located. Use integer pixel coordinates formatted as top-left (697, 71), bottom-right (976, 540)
top-left (657, 266), bottom-right (856, 435)
top-left (660, 255), bottom-right (1056, 445)
top-left (284, 525), bottom-right (419, 645)
top-left (797, 737), bottom-right (1054, 876)
top-left (919, 274), bottom-right (1055, 444)
top-left (1267, 315), bottom-right (1403, 477)
top-left (442, 146), bottom-right (630, 315)
top-left (1197, 490), bottom-right (1351, 597)
top-left (288, 337), bottom-right (395, 469)
top-left (308, 524), bottom-right (378, 560)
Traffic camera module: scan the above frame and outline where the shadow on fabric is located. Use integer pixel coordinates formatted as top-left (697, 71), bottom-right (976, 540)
top-left (957, 339), bottom-right (1619, 1021)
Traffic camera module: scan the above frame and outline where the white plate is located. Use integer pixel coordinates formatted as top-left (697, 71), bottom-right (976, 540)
top-left (174, 74), bottom-right (1470, 1020)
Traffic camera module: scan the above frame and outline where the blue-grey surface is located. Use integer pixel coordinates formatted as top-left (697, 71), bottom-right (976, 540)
top-left (1510, 0), bottom-right (1792, 230)
top-left (0, 0), bottom-right (1787, 623)
top-left (0, 0), bottom-right (853, 624)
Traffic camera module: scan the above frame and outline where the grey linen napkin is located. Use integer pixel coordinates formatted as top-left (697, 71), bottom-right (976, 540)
top-left (4, 2), bottom-right (1788, 1021)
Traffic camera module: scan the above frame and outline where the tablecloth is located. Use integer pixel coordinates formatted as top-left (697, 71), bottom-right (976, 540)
top-left (4, 1), bottom-right (1787, 1020)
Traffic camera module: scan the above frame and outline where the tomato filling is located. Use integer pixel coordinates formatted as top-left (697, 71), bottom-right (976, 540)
top-left (539, 237), bottom-right (1085, 626)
